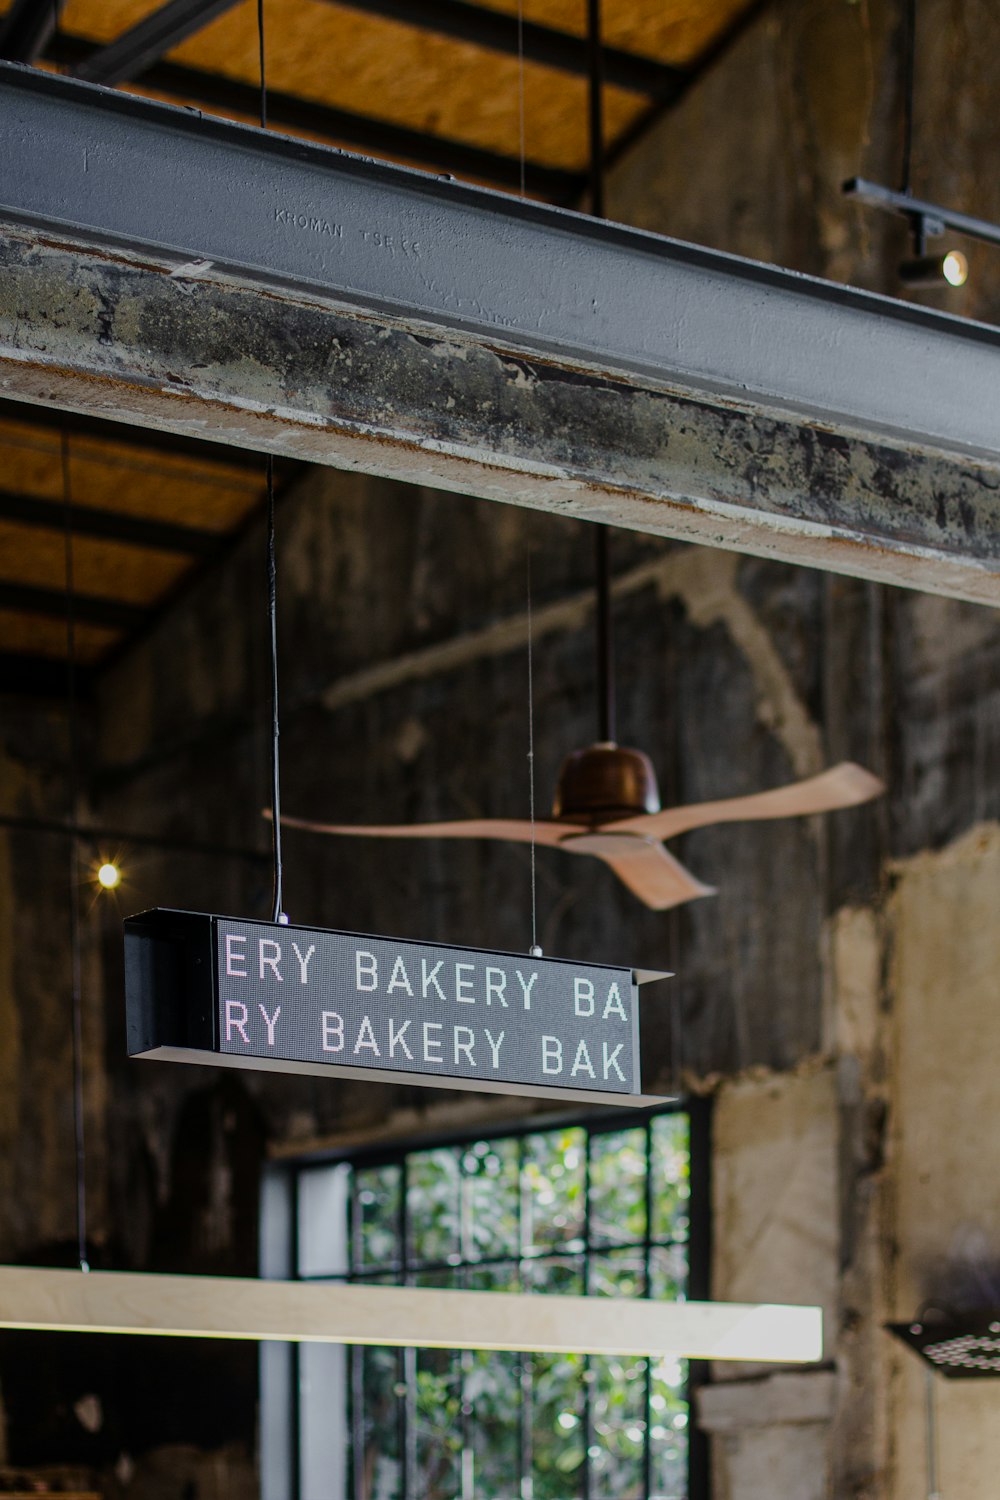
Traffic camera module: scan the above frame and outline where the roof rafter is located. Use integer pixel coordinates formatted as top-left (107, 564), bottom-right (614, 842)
top-left (0, 581), bottom-right (143, 630)
top-left (0, 487), bottom-right (222, 555)
top-left (320, 0), bottom-right (685, 99)
top-left (67, 0), bottom-right (685, 98)
top-left (0, 0), bottom-right (65, 62)
top-left (72, 0), bottom-right (242, 86)
top-left (50, 35), bottom-right (582, 198)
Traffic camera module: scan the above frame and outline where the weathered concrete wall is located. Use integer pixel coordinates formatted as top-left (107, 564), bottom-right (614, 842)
top-left (885, 825), bottom-right (1000, 1500)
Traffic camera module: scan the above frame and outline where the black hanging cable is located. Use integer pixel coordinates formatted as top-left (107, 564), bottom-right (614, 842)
top-left (257, 6), bottom-right (284, 923)
top-left (587, 0), bottom-right (615, 744)
top-left (900, 0), bottom-right (916, 195)
top-left (265, 456), bottom-right (284, 923)
top-left (594, 525), bottom-right (615, 744)
top-left (525, 545), bottom-right (541, 956)
top-left (586, 0), bottom-right (606, 219)
top-left (61, 433), bottom-right (89, 1274)
top-left (257, 0), bottom-right (268, 131)
top-left (516, 0), bottom-right (526, 198)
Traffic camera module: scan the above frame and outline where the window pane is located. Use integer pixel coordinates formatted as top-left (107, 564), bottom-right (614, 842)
top-left (649, 1357), bottom-right (688, 1500)
top-left (354, 1164), bottom-right (402, 1271)
top-left (590, 1248), bottom-right (645, 1299)
top-left (651, 1115), bottom-right (690, 1243)
top-left (355, 1344), bottom-right (402, 1500)
top-left (589, 1128), bottom-right (647, 1248)
top-left (462, 1136), bottom-right (521, 1262)
top-left (288, 1110), bottom-right (694, 1500)
top-left (522, 1128), bottom-right (586, 1253)
top-left (407, 1147), bottom-right (461, 1266)
top-left (415, 1345), bottom-right (463, 1500)
top-left (532, 1352), bottom-right (586, 1500)
top-left (524, 1254), bottom-right (584, 1296)
top-left (467, 1345), bottom-right (521, 1499)
top-left (590, 1353), bottom-right (647, 1500)
top-left (649, 1244), bottom-right (687, 1302)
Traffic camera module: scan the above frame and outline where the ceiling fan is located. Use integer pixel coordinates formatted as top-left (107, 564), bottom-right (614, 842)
top-left (278, 531), bottom-right (885, 911)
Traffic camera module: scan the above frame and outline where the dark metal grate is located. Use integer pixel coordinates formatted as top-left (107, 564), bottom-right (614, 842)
top-left (888, 1316), bottom-right (1000, 1378)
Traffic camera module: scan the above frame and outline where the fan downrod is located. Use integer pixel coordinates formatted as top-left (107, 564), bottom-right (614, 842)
top-left (552, 743), bottom-right (661, 824)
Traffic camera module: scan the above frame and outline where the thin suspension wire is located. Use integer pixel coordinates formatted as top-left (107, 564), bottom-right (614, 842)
top-left (526, 547), bottom-right (540, 956)
top-left (587, 0), bottom-right (615, 745)
top-left (900, 0), bottom-right (916, 194)
top-left (594, 525), bottom-right (615, 744)
top-left (516, 0), bottom-right (526, 198)
top-left (925, 1368), bottom-right (940, 1500)
top-left (587, 0), bottom-right (605, 219)
top-left (257, 12), bottom-right (284, 923)
top-left (265, 457), bottom-right (284, 924)
top-left (61, 433), bottom-right (89, 1274)
top-left (257, 0), bottom-right (268, 130)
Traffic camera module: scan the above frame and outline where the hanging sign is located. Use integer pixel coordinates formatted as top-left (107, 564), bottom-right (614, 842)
top-left (124, 909), bottom-right (669, 1106)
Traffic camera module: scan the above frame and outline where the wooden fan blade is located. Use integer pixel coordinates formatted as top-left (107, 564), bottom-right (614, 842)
top-left (274, 812), bottom-right (582, 848)
top-left (598, 841), bottom-right (716, 911)
top-left (604, 762), bottom-right (885, 841)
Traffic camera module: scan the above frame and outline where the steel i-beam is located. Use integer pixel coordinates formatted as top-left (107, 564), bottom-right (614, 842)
top-left (1, 62), bottom-right (999, 603)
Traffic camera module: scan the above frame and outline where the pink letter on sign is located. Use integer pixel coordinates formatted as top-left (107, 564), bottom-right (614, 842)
top-left (225, 935), bottom-right (247, 977)
top-left (225, 1000), bottom-right (250, 1044)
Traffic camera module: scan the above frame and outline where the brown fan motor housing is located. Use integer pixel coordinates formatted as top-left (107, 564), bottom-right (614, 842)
top-left (552, 743), bottom-right (662, 824)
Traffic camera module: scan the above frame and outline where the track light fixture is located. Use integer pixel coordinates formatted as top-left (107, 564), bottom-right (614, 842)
top-left (899, 249), bottom-right (969, 289)
top-left (844, 178), bottom-right (998, 292)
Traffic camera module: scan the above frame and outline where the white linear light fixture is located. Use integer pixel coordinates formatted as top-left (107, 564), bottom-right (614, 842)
top-left (0, 1267), bottom-right (822, 1363)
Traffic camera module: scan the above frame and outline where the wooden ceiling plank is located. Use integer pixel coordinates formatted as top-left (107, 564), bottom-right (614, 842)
top-left (50, 33), bottom-right (583, 195)
top-left (292, 0), bottom-right (685, 100)
top-left (0, 486), bottom-right (221, 553)
top-left (0, 609), bottom-right (118, 664)
top-left (66, 0), bottom-right (686, 98)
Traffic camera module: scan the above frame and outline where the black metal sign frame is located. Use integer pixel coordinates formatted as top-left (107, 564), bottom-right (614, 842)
top-left (125, 909), bottom-right (670, 1106)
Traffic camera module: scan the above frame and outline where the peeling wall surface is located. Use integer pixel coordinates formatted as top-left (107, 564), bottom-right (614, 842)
top-left (2, 0), bottom-right (1000, 1495)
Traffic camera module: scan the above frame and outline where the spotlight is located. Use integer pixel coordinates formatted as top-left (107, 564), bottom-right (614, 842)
top-left (97, 862), bottom-right (121, 890)
top-left (899, 249), bottom-right (969, 288)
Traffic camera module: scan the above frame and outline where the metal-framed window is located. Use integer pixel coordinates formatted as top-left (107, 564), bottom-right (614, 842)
top-left (261, 1103), bottom-right (709, 1500)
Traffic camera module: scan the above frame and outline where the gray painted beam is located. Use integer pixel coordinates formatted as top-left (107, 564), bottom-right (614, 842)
top-left (1, 66), bottom-right (999, 604)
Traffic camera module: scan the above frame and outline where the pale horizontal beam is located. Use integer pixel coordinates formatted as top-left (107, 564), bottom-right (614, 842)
top-left (0, 1267), bottom-right (824, 1362)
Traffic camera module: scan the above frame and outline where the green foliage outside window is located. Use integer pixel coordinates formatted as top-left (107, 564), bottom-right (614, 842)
top-left (318, 1112), bottom-right (690, 1500)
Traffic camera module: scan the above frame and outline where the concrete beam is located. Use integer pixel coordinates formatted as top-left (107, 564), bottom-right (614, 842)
top-left (1, 67), bottom-right (999, 603)
top-left (4, 229), bottom-right (999, 606)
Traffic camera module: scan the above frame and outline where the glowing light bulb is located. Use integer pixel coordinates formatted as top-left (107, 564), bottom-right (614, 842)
top-left (942, 250), bottom-right (968, 287)
top-left (97, 862), bottom-right (121, 890)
